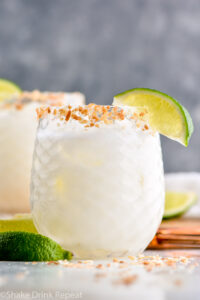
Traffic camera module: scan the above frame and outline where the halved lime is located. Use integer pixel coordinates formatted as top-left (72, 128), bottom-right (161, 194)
top-left (0, 231), bottom-right (73, 261)
top-left (113, 88), bottom-right (193, 146)
top-left (0, 214), bottom-right (37, 233)
top-left (0, 78), bottom-right (22, 102)
top-left (163, 191), bottom-right (197, 219)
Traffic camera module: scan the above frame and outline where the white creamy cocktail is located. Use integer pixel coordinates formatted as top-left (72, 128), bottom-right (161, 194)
top-left (31, 104), bottom-right (165, 258)
top-left (0, 91), bottom-right (85, 213)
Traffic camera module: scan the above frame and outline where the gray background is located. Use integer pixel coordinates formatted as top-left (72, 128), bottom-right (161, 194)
top-left (0, 0), bottom-right (199, 173)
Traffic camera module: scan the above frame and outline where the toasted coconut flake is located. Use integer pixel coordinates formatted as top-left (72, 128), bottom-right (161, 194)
top-left (36, 104), bottom-right (151, 132)
top-left (96, 264), bottom-right (104, 269)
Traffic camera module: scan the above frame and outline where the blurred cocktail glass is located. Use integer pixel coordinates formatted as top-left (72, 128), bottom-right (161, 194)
top-left (31, 104), bottom-right (165, 258)
top-left (0, 91), bottom-right (85, 213)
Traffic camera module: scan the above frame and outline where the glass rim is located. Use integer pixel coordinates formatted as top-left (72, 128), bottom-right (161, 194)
top-left (37, 103), bottom-right (150, 131)
top-left (0, 91), bottom-right (83, 111)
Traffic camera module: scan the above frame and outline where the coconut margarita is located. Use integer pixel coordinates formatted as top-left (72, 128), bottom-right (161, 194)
top-left (0, 82), bottom-right (193, 259)
top-left (31, 104), bottom-right (165, 258)
top-left (0, 91), bottom-right (85, 213)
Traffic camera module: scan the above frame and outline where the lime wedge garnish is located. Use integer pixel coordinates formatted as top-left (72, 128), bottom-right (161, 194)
top-left (163, 191), bottom-right (197, 219)
top-left (113, 88), bottom-right (193, 146)
top-left (0, 78), bottom-right (22, 102)
top-left (0, 214), bottom-right (37, 233)
top-left (0, 231), bottom-right (73, 261)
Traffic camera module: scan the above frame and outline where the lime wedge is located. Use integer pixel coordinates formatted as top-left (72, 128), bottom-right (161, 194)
top-left (0, 214), bottom-right (37, 233)
top-left (163, 191), bottom-right (197, 219)
top-left (0, 231), bottom-right (73, 261)
top-left (113, 88), bottom-right (193, 146)
top-left (0, 78), bottom-right (22, 102)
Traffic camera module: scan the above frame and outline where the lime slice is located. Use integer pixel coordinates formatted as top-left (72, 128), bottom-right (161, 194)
top-left (0, 231), bottom-right (73, 261)
top-left (163, 191), bottom-right (197, 219)
top-left (0, 78), bottom-right (22, 102)
top-left (113, 88), bottom-right (193, 146)
top-left (0, 214), bottom-right (37, 233)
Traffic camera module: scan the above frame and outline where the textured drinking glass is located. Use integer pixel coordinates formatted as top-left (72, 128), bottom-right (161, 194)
top-left (31, 105), bottom-right (165, 258)
top-left (0, 92), bottom-right (85, 213)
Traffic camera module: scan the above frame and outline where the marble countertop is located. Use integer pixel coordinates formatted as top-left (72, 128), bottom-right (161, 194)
top-left (0, 250), bottom-right (200, 300)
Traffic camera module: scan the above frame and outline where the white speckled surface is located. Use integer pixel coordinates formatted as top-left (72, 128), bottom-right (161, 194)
top-left (0, 250), bottom-right (200, 300)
